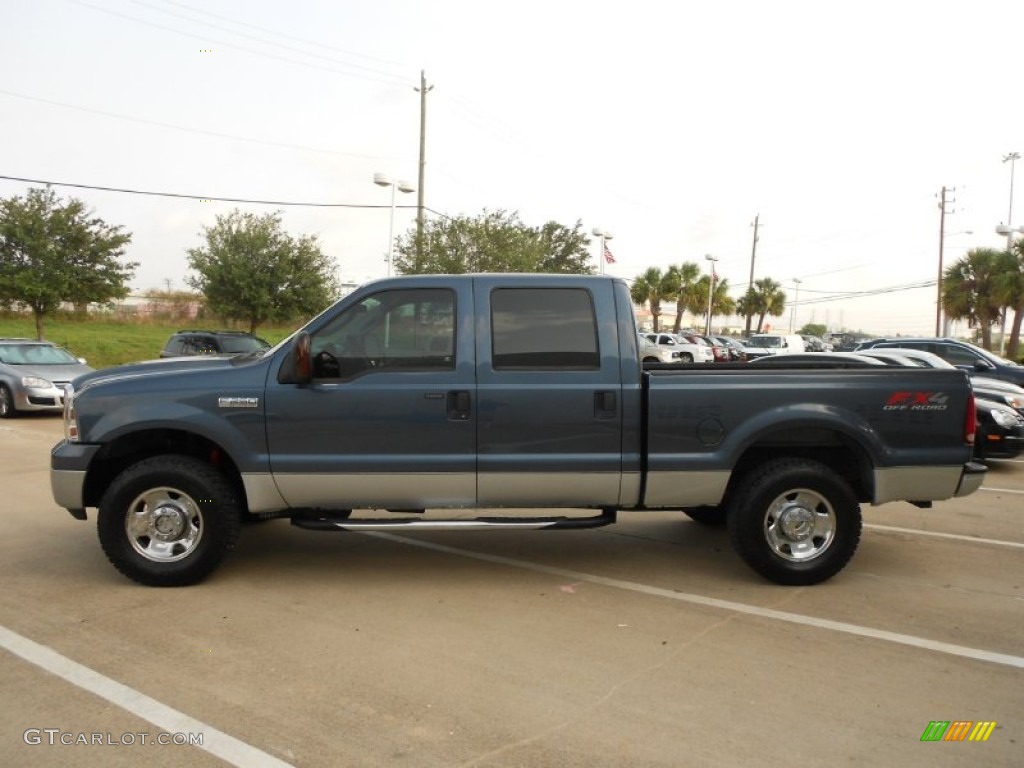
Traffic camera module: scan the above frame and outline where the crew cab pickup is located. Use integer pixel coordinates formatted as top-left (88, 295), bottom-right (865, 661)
top-left (51, 274), bottom-right (985, 587)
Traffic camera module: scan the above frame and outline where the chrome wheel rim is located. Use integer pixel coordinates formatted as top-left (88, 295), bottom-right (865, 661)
top-left (125, 486), bottom-right (204, 563)
top-left (763, 488), bottom-right (836, 562)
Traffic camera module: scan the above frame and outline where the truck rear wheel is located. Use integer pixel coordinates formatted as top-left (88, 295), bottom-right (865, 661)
top-left (97, 455), bottom-right (242, 586)
top-left (728, 458), bottom-right (861, 585)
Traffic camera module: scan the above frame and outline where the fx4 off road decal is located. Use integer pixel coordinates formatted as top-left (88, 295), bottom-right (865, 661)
top-left (884, 392), bottom-right (949, 412)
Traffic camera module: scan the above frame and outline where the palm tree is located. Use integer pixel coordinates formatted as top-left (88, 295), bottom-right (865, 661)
top-left (692, 276), bottom-right (737, 333)
top-left (737, 288), bottom-right (760, 333)
top-left (712, 278), bottom-right (736, 319)
top-left (664, 262), bottom-right (702, 333)
top-left (630, 267), bottom-right (670, 332)
top-left (750, 278), bottom-right (786, 333)
top-left (943, 248), bottom-right (1004, 350)
top-left (992, 242), bottom-right (1024, 359)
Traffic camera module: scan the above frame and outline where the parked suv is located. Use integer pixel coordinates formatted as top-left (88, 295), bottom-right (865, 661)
top-left (855, 338), bottom-right (1024, 387)
top-left (160, 330), bottom-right (271, 358)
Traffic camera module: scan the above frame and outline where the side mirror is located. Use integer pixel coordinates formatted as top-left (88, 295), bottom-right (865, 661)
top-left (278, 332), bottom-right (313, 385)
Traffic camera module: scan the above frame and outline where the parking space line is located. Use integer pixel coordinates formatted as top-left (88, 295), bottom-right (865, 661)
top-left (0, 625), bottom-right (294, 768)
top-left (366, 532), bottom-right (1024, 670)
top-left (864, 524), bottom-right (1024, 549)
top-left (980, 486), bottom-right (1024, 494)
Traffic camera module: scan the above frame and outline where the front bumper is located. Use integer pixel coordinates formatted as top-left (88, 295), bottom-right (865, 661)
top-left (50, 440), bottom-right (102, 517)
top-left (15, 383), bottom-right (67, 413)
top-left (979, 433), bottom-right (1024, 460)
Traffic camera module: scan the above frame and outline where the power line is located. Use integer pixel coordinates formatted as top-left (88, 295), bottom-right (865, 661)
top-left (0, 89), bottom-right (395, 161)
top-left (149, 0), bottom-right (408, 68)
top-left (68, 0), bottom-right (411, 87)
top-left (0, 173), bottom-right (427, 209)
top-left (124, 0), bottom-right (409, 81)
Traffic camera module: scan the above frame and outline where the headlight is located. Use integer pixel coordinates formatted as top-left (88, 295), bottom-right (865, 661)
top-left (63, 384), bottom-right (79, 442)
top-left (989, 408), bottom-right (1020, 428)
top-left (21, 376), bottom-right (52, 388)
top-left (1003, 395), bottom-right (1023, 411)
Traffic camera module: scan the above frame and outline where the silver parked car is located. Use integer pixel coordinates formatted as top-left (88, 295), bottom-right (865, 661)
top-left (0, 339), bottom-right (94, 417)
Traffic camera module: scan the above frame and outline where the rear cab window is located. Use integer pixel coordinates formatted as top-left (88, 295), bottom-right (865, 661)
top-left (490, 287), bottom-right (600, 370)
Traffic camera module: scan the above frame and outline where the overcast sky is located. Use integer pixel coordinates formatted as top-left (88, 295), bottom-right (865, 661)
top-left (2, 0), bottom-right (1022, 335)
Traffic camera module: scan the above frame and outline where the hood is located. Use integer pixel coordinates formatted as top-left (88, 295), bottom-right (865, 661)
top-left (970, 375), bottom-right (1024, 396)
top-left (71, 355), bottom-right (243, 392)
top-left (10, 362), bottom-right (94, 383)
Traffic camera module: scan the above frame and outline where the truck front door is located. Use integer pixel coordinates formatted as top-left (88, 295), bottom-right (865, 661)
top-left (265, 283), bottom-right (476, 509)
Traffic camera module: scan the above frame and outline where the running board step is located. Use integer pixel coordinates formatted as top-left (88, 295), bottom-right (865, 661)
top-left (290, 511), bottom-right (617, 532)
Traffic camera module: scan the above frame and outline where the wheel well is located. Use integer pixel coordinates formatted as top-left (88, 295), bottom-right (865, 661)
top-left (82, 430), bottom-right (246, 510)
top-left (726, 428), bottom-right (874, 505)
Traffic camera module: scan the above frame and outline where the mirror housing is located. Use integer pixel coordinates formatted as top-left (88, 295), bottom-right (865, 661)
top-left (278, 332), bottom-right (313, 385)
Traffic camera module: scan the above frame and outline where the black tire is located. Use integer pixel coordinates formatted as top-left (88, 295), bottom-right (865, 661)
top-left (727, 458), bottom-right (861, 586)
top-left (683, 506), bottom-right (727, 526)
top-left (680, 352), bottom-right (694, 363)
top-left (0, 384), bottom-right (16, 418)
top-left (97, 455), bottom-right (242, 586)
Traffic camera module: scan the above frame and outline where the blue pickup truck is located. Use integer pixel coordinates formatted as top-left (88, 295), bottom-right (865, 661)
top-left (51, 274), bottom-right (985, 587)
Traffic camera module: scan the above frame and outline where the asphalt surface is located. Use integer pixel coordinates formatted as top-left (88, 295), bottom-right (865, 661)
top-left (1, 414), bottom-right (1021, 767)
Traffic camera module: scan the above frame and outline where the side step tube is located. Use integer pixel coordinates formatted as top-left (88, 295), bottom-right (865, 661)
top-left (291, 510), bottom-right (617, 532)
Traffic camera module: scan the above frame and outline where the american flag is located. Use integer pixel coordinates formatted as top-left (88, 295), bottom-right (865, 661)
top-left (604, 244), bottom-right (616, 264)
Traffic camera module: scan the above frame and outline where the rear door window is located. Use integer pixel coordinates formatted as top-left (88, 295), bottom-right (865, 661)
top-left (490, 288), bottom-right (599, 369)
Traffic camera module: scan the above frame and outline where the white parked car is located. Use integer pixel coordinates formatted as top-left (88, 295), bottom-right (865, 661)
top-left (748, 333), bottom-right (806, 355)
top-left (643, 332), bottom-right (713, 363)
top-left (638, 334), bottom-right (682, 364)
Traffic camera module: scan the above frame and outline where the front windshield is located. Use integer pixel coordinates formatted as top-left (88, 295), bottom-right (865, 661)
top-left (754, 337), bottom-right (782, 348)
top-left (0, 344), bottom-right (79, 365)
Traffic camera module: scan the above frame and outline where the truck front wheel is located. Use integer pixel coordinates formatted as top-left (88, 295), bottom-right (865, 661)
top-left (728, 459), bottom-right (861, 585)
top-left (97, 455), bottom-right (242, 586)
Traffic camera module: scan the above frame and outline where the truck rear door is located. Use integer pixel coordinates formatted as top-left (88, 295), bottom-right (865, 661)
top-left (472, 277), bottom-right (625, 507)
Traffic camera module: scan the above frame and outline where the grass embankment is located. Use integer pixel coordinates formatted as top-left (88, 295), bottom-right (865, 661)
top-left (0, 314), bottom-right (298, 369)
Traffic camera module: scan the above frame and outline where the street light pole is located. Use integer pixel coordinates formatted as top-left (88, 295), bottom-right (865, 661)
top-left (374, 173), bottom-right (415, 277)
top-left (591, 228), bottom-right (613, 275)
top-left (790, 278), bottom-right (802, 333)
top-left (704, 254), bottom-right (718, 336)
top-left (994, 152), bottom-right (1020, 354)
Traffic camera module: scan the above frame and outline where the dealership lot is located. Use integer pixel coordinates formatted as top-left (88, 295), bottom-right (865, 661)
top-left (1, 415), bottom-right (1021, 767)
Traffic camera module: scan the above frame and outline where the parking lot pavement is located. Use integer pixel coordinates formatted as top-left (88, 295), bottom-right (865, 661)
top-left (2, 416), bottom-right (1021, 767)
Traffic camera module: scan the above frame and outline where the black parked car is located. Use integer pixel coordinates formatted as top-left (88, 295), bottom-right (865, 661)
top-left (160, 330), bottom-right (271, 358)
top-left (855, 338), bottom-right (1024, 387)
top-left (854, 346), bottom-right (1024, 461)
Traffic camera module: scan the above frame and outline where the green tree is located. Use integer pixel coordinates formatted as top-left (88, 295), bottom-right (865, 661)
top-left (992, 241), bottom-right (1024, 359)
top-left (799, 323), bottom-right (828, 338)
top-left (739, 278), bottom-right (787, 333)
top-left (942, 248), bottom-right (1004, 350)
top-left (663, 262), bottom-right (703, 333)
top-left (0, 187), bottom-right (135, 339)
top-left (393, 210), bottom-right (593, 275)
top-left (630, 267), bottom-right (672, 332)
top-left (187, 209), bottom-right (338, 334)
top-left (703, 276), bottom-right (736, 330)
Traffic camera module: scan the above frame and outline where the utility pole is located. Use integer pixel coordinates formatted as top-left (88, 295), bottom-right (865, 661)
top-left (744, 214), bottom-right (760, 335)
top-left (414, 70), bottom-right (433, 265)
